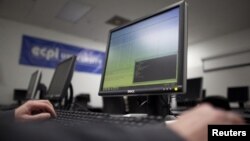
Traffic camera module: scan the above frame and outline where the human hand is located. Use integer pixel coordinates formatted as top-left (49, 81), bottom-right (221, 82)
top-left (168, 104), bottom-right (245, 141)
top-left (15, 100), bottom-right (57, 122)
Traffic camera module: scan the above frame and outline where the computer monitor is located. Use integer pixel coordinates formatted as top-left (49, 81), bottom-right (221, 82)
top-left (45, 56), bottom-right (76, 101)
top-left (26, 70), bottom-right (42, 100)
top-left (227, 86), bottom-right (249, 108)
top-left (99, 1), bottom-right (187, 97)
top-left (176, 77), bottom-right (203, 106)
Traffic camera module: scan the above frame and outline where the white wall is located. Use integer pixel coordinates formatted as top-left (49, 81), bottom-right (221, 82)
top-left (0, 18), bottom-right (106, 107)
top-left (188, 28), bottom-right (250, 105)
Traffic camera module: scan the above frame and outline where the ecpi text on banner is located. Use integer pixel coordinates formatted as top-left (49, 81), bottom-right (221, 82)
top-left (19, 35), bottom-right (105, 74)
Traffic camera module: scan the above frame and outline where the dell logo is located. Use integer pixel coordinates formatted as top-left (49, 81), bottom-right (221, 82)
top-left (127, 90), bottom-right (135, 93)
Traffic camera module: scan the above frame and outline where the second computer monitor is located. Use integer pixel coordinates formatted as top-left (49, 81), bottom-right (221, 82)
top-left (176, 77), bottom-right (203, 103)
top-left (227, 86), bottom-right (249, 109)
top-left (45, 56), bottom-right (76, 101)
top-left (26, 70), bottom-right (42, 100)
top-left (99, 1), bottom-right (187, 96)
top-left (227, 86), bottom-right (249, 102)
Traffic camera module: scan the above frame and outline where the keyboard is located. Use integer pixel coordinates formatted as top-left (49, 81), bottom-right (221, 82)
top-left (50, 110), bottom-right (165, 128)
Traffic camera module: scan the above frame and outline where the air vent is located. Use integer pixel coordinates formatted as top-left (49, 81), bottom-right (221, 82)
top-left (106, 15), bottom-right (130, 26)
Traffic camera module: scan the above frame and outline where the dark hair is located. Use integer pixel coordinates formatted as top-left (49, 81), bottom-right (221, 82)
top-left (200, 96), bottom-right (231, 111)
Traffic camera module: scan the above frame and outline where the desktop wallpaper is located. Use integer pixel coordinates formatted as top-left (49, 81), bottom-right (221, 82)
top-left (103, 7), bottom-right (180, 89)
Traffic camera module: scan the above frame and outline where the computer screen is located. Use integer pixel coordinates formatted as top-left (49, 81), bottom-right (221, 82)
top-left (99, 1), bottom-right (187, 96)
top-left (176, 77), bottom-right (203, 102)
top-left (45, 56), bottom-right (76, 100)
top-left (227, 86), bottom-right (249, 102)
top-left (26, 70), bottom-right (42, 99)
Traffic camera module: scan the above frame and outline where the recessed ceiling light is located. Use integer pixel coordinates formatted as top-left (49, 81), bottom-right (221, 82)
top-left (56, 0), bottom-right (92, 23)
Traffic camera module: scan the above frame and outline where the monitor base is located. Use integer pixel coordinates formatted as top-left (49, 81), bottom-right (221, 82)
top-left (147, 94), bottom-right (172, 117)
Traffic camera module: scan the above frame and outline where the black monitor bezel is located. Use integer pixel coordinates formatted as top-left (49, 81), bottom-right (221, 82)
top-left (26, 70), bottom-right (42, 100)
top-left (99, 1), bottom-right (187, 96)
top-left (45, 56), bottom-right (76, 101)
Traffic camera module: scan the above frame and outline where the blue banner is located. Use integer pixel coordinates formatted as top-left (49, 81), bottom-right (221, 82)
top-left (20, 35), bottom-right (105, 74)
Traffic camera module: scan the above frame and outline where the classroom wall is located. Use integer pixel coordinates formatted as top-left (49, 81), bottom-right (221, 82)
top-left (187, 28), bottom-right (250, 105)
top-left (0, 18), bottom-right (106, 107)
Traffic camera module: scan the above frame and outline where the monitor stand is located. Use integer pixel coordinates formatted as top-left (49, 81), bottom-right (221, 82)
top-left (37, 83), bottom-right (47, 99)
top-left (64, 83), bottom-right (74, 110)
top-left (147, 95), bottom-right (172, 117)
top-left (49, 83), bottom-right (74, 110)
top-left (126, 94), bottom-right (174, 118)
top-left (239, 102), bottom-right (245, 109)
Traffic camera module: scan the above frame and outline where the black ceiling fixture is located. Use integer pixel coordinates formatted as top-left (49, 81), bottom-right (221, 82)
top-left (106, 15), bottom-right (131, 26)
